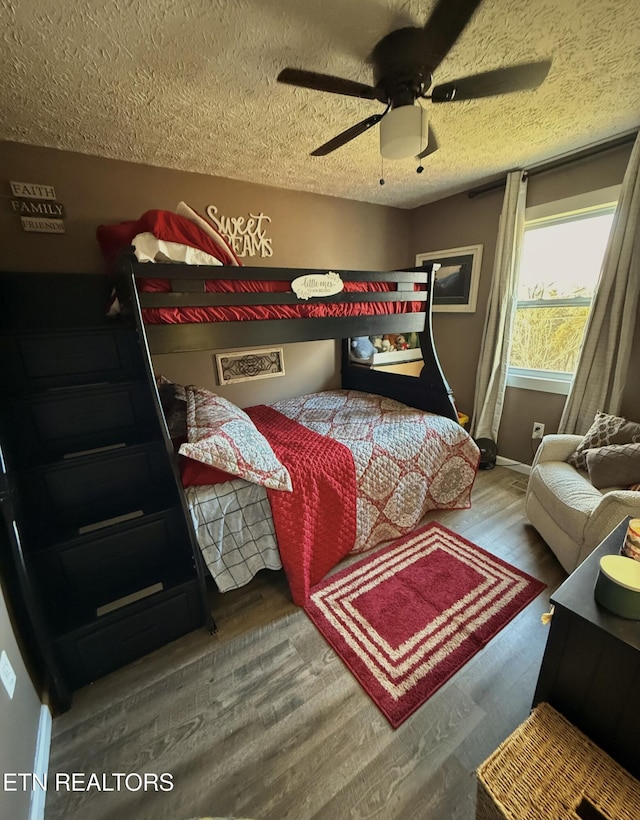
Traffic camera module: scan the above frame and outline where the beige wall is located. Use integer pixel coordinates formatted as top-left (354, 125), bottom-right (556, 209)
top-left (409, 142), bottom-right (637, 464)
top-left (0, 141), bottom-right (411, 274)
top-left (409, 185), bottom-right (505, 418)
top-left (1, 137), bottom-right (635, 447)
top-left (0, 585), bottom-right (43, 820)
top-left (155, 340), bottom-right (341, 406)
top-left (0, 140), bottom-right (411, 399)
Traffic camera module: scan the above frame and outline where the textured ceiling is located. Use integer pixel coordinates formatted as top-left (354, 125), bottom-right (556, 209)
top-left (1, 0), bottom-right (639, 208)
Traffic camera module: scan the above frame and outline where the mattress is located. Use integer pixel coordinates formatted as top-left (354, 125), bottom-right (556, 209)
top-left (185, 390), bottom-right (480, 593)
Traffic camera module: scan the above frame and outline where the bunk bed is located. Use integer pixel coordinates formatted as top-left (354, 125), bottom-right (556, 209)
top-left (103, 207), bottom-right (480, 605)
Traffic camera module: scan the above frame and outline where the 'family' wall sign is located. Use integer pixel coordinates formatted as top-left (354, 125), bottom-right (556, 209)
top-left (206, 205), bottom-right (272, 258)
top-left (9, 181), bottom-right (66, 234)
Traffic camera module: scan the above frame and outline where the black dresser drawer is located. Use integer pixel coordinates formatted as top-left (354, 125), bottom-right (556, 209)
top-left (5, 382), bottom-right (157, 465)
top-left (35, 508), bottom-right (193, 621)
top-left (0, 272), bottom-right (211, 710)
top-left (0, 328), bottom-right (144, 392)
top-left (54, 580), bottom-right (203, 688)
top-left (21, 443), bottom-right (176, 532)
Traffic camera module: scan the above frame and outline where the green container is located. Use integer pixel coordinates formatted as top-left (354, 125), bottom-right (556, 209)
top-left (594, 554), bottom-right (640, 620)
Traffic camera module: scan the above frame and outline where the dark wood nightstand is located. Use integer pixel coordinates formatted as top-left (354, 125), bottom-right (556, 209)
top-left (533, 516), bottom-right (640, 777)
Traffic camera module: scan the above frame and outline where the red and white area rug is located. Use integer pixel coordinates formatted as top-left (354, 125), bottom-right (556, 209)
top-left (304, 522), bottom-right (545, 728)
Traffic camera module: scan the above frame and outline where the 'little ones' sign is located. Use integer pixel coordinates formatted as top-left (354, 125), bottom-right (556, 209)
top-left (206, 205), bottom-right (273, 258)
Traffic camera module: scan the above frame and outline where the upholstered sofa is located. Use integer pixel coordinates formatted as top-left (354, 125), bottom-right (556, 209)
top-left (525, 434), bottom-right (640, 573)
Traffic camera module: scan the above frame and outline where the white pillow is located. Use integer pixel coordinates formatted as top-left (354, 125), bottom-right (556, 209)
top-left (132, 232), bottom-right (223, 266)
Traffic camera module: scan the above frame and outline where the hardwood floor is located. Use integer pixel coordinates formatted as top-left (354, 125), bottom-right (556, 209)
top-left (45, 467), bottom-right (566, 820)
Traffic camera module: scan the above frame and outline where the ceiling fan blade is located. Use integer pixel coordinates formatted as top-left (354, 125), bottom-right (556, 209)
top-left (278, 68), bottom-right (384, 101)
top-left (431, 60), bottom-right (552, 102)
top-left (310, 113), bottom-right (385, 156)
top-left (421, 0), bottom-right (483, 72)
top-left (416, 124), bottom-right (439, 159)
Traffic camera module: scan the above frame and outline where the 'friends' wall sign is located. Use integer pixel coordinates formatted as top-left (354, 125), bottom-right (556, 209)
top-left (9, 180), bottom-right (66, 234)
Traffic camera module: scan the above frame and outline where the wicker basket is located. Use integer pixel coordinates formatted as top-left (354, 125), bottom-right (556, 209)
top-left (476, 703), bottom-right (640, 820)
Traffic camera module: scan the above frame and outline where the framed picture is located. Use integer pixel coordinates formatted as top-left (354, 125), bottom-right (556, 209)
top-left (415, 244), bottom-right (483, 313)
top-left (215, 347), bottom-right (285, 385)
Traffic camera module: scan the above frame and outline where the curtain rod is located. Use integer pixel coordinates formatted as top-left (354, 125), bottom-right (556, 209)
top-left (468, 130), bottom-right (638, 199)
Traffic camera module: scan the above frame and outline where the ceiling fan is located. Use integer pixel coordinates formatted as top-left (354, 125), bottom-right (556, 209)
top-left (277, 0), bottom-right (551, 160)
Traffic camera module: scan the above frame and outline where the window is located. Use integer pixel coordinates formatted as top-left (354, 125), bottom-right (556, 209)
top-left (507, 187), bottom-right (619, 394)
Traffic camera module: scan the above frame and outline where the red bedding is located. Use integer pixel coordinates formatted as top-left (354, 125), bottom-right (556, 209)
top-left (97, 209), bottom-right (238, 267)
top-left (247, 404), bottom-right (357, 606)
top-left (139, 276), bottom-right (424, 323)
top-left (99, 207), bottom-right (426, 323)
top-left (141, 299), bottom-right (422, 324)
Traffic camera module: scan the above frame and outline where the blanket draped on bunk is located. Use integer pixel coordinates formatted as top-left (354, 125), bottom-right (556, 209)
top-left (246, 405), bottom-right (357, 605)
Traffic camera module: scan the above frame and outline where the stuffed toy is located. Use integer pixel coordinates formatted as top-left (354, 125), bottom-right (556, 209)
top-left (370, 335), bottom-right (383, 352)
top-left (396, 334), bottom-right (409, 350)
top-left (350, 336), bottom-right (376, 359)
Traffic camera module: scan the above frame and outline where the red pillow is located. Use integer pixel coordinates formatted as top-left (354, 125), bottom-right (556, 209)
top-left (178, 455), bottom-right (238, 487)
top-left (96, 209), bottom-right (232, 265)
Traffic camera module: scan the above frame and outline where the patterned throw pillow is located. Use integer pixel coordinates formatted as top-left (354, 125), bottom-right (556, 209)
top-left (585, 442), bottom-right (640, 490)
top-left (178, 386), bottom-right (292, 491)
top-left (567, 411), bottom-right (640, 470)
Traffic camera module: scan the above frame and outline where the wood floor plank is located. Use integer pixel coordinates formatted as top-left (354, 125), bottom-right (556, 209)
top-left (45, 466), bottom-right (568, 820)
top-left (310, 683), bottom-right (483, 820)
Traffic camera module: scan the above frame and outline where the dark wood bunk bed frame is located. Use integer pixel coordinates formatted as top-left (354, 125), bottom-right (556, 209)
top-left (113, 248), bottom-right (458, 422)
top-left (0, 255), bottom-right (457, 712)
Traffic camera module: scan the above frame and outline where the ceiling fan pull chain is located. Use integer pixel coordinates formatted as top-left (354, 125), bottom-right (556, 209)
top-left (379, 155), bottom-right (385, 186)
top-left (417, 109), bottom-right (425, 174)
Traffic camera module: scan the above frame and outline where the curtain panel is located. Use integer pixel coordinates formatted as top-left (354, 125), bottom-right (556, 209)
top-left (559, 132), bottom-right (640, 434)
top-left (471, 170), bottom-right (528, 441)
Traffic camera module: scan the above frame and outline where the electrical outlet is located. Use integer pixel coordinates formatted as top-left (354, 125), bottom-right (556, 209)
top-left (532, 421), bottom-right (545, 440)
top-left (0, 650), bottom-right (16, 699)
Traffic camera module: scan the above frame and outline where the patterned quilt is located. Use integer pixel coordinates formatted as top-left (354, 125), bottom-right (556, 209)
top-left (185, 390), bottom-right (480, 593)
top-left (272, 390), bottom-right (479, 552)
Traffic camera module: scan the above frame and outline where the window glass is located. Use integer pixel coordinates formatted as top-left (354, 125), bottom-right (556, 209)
top-left (509, 207), bottom-right (615, 376)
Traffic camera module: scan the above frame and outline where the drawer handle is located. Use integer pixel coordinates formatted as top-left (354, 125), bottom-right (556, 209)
top-left (78, 510), bottom-right (144, 535)
top-left (64, 443), bottom-right (126, 459)
top-left (96, 582), bottom-right (164, 617)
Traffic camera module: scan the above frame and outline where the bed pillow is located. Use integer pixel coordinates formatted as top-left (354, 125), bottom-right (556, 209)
top-left (96, 209), bottom-right (233, 265)
top-left (585, 442), bottom-right (640, 490)
top-left (178, 456), bottom-right (239, 487)
top-left (155, 375), bottom-right (188, 449)
top-left (567, 411), bottom-right (640, 470)
top-left (176, 201), bottom-right (242, 266)
top-left (132, 232), bottom-right (223, 266)
top-left (178, 386), bottom-right (292, 491)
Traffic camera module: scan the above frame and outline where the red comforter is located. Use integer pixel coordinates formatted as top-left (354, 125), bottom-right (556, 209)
top-left (247, 405), bottom-right (357, 605)
top-left (139, 277), bottom-right (424, 323)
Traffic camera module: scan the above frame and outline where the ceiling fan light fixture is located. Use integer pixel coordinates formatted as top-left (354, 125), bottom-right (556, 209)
top-left (379, 105), bottom-right (427, 159)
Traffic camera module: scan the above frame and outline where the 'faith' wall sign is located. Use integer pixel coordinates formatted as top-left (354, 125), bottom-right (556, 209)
top-left (9, 181), bottom-right (66, 234)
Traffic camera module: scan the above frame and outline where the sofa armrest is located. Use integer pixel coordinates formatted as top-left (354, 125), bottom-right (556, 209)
top-left (582, 490), bottom-right (640, 562)
top-left (532, 434), bottom-right (583, 468)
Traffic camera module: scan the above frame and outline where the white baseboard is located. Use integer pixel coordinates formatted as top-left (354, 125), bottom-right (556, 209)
top-left (29, 704), bottom-right (51, 820)
top-left (496, 456), bottom-right (531, 476)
